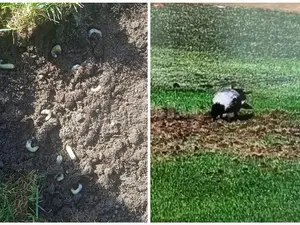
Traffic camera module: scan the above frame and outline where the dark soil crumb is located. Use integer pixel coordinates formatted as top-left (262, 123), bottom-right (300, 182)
top-left (0, 3), bottom-right (147, 222)
top-left (151, 108), bottom-right (300, 159)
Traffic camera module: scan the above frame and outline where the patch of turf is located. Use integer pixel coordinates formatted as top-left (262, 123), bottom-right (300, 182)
top-left (151, 4), bottom-right (300, 59)
top-left (151, 48), bottom-right (300, 114)
top-left (0, 172), bottom-right (40, 222)
top-left (151, 4), bottom-right (300, 114)
top-left (151, 89), bottom-right (211, 114)
top-left (151, 153), bottom-right (300, 222)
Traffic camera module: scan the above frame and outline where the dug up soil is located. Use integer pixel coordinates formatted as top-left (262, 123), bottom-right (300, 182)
top-left (151, 108), bottom-right (300, 159)
top-left (0, 4), bottom-right (147, 222)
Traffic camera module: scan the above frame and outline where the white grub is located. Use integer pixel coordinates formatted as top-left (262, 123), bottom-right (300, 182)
top-left (66, 145), bottom-right (76, 160)
top-left (51, 45), bottom-right (62, 58)
top-left (41, 109), bottom-right (51, 121)
top-left (71, 64), bottom-right (81, 72)
top-left (26, 140), bottom-right (39, 152)
top-left (91, 85), bottom-right (101, 92)
top-left (56, 155), bottom-right (63, 165)
top-left (56, 174), bottom-right (64, 182)
top-left (71, 183), bottom-right (82, 195)
top-left (88, 28), bottom-right (102, 38)
top-left (0, 60), bottom-right (14, 70)
top-left (216, 5), bottom-right (225, 8)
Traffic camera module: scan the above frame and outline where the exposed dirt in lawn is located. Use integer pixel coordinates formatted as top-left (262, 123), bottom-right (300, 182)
top-left (0, 3), bottom-right (147, 222)
top-left (151, 109), bottom-right (300, 159)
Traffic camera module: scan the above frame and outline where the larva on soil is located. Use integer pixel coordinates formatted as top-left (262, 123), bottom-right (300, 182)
top-left (91, 85), bottom-right (101, 92)
top-left (41, 109), bottom-right (52, 121)
top-left (56, 174), bottom-right (64, 182)
top-left (0, 60), bottom-right (14, 70)
top-left (88, 28), bottom-right (102, 37)
top-left (66, 145), bottom-right (76, 160)
top-left (71, 64), bottom-right (81, 72)
top-left (26, 139), bottom-right (39, 152)
top-left (56, 155), bottom-right (63, 164)
top-left (71, 183), bottom-right (82, 195)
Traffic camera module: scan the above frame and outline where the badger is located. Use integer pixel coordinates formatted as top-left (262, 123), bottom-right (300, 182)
top-left (211, 87), bottom-right (252, 121)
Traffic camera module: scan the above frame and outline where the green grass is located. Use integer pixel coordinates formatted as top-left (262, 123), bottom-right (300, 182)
top-left (0, 185), bottom-right (14, 221)
top-left (151, 4), bottom-right (300, 59)
top-left (151, 4), bottom-right (300, 222)
top-left (0, 173), bottom-right (40, 222)
top-left (151, 153), bottom-right (300, 222)
top-left (151, 4), bottom-right (300, 114)
top-left (151, 47), bottom-right (300, 114)
top-left (0, 3), bottom-right (83, 35)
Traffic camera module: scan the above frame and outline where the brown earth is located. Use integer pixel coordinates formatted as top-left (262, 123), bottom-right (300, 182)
top-left (0, 3), bottom-right (147, 222)
top-left (151, 109), bottom-right (300, 159)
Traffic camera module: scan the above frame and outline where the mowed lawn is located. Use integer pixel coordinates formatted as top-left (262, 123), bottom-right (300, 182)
top-left (151, 4), bottom-right (300, 222)
top-left (151, 154), bottom-right (300, 222)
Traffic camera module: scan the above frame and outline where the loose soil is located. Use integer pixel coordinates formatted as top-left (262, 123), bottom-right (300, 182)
top-left (151, 109), bottom-right (300, 159)
top-left (0, 3), bottom-right (147, 222)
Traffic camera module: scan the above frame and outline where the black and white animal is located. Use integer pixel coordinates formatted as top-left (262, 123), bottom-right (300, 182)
top-left (211, 87), bottom-right (252, 121)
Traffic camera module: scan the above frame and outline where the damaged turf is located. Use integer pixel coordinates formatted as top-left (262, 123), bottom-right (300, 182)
top-left (151, 108), bottom-right (300, 159)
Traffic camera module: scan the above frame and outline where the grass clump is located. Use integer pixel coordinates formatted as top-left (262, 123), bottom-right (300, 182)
top-left (0, 172), bottom-right (40, 222)
top-left (0, 3), bottom-right (83, 36)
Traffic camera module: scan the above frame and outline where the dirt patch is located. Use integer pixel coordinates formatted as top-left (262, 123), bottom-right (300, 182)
top-left (0, 3), bottom-right (147, 222)
top-left (151, 109), bottom-right (300, 159)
